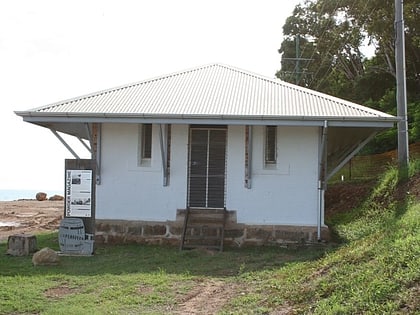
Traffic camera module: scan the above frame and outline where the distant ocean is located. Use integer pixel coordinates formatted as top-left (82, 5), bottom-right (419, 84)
top-left (0, 189), bottom-right (64, 201)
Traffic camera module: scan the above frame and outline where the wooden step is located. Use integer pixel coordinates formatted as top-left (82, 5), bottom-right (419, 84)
top-left (182, 244), bottom-right (222, 250)
top-left (180, 208), bottom-right (227, 251)
top-left (183, 235), bottom-right (222, 241)
top-left (185, 224), bottom-right (225, 229)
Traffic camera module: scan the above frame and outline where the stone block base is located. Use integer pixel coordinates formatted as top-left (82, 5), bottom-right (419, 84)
top-left (7, 234), bottom-right (38, 256)
top-left (95, 219), bottom-right (330, 247)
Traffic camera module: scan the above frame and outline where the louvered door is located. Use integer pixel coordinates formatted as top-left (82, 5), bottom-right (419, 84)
top-left (188, 126), bottom-right (227, 208)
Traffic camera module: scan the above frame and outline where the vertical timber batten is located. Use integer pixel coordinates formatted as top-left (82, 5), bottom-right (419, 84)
top-left (159, 124), bottom-right (169, 186)
top-left (91, 123), bottom-right (101, 185)
top-left (245, 125), bottom-right (253, 189)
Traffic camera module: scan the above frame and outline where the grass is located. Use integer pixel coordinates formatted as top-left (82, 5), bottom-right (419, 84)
top-left (1, 162), bottom-right (419, 314)
top-left (0, 236), bottom-right (327, 314)
top-left (229, 163), bottom-right (419, 314)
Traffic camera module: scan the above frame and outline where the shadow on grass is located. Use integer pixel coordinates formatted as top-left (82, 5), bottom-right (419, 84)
top-left (0, 232), bottom-right (332, 278)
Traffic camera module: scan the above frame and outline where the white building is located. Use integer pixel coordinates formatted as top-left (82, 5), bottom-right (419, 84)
top-left (16, 64), bottom-right (397, 248)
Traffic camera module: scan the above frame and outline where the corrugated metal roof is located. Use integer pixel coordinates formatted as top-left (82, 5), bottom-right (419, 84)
top-left (18, 63), bottom-right (396, 121)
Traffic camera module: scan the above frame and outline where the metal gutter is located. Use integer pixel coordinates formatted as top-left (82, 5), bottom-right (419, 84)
top-left (15, 110), bottom-right (399, 121)
top-left (16, 114), bottom-right (397, 129)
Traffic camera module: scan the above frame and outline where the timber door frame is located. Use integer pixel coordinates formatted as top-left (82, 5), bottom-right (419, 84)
top-left (187, 125), bottom-right (227, 209)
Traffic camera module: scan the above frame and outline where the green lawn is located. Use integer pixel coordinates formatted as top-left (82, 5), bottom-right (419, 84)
top-left (1, 164), bottom-right (419, 314)
top-left (0, 234), bottom-right (328, 314)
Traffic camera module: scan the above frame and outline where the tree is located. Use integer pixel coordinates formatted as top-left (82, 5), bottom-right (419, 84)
top-left (277, 0), bottom-right (420, 153)
top-left (277, 0), bottom-right (368, 101)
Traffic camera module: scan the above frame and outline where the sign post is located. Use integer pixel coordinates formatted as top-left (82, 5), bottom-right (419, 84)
top-left (64, 159), bottom-right (96, 235)
top-left (60, 159), bottom-right (96, 254)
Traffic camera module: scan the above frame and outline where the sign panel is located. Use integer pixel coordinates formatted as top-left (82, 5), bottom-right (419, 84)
top-left (65, 169), bottom-right (92, 217)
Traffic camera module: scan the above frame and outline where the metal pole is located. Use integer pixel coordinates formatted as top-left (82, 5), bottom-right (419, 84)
top-left (395, 0), bottom-right (409, 172)
top-left (295, 34), bottom-right (301, 84)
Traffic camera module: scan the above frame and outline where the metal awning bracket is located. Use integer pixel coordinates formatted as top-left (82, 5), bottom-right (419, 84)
top-left (50, 128), bottom-right (80, 159)
top-left (326, 131), bottom-right (378, 181)
top-left (78, 137), bottom-right (91, 153)
top-left (81, 123), bottom-right (93, 153)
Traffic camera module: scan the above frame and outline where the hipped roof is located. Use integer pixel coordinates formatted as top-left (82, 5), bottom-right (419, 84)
top-left (15, 63), bottom-right (398, 179)
top-left (16, 63), bottom-right (396, 129)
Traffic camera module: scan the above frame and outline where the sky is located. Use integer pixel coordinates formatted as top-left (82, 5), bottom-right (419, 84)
top-left (0, 0), bottom-right (301, 191)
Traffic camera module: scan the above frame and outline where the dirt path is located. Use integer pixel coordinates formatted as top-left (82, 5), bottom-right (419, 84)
top-left (0, 200), bottom-right (63, 242)
top-left (175, 279), bottom-right (240, 314)
top-left (174, 279), bottom-right (295, 314)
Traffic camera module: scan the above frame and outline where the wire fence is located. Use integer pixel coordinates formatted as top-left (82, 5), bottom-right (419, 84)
top-left (329, 142), bottom-right (420, 183)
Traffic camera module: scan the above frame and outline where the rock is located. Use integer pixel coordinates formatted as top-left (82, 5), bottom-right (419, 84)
top-left (36, 192), bottom-right (48, 201)
top-left (49, 194), bottom-right (64, 201)
top-left (32, 247), bottom-right (60, 266)
top-left (7, 234), bottom-right (37, 256)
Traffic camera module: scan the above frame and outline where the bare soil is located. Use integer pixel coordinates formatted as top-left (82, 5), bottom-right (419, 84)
top-left (174, 279), bottom-right (241, 315)
top-left (325, 172), bottom-right (420, 219)
top-left (325, 181), bottom-right (374, 218)
top-left (0, 200), bottom-right (63, 242)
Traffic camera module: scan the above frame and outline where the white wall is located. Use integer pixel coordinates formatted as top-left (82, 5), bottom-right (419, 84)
top-left (226, 125), bottom-right (320, 225)
top-left (97, 123), bottom-right (320, 226)
top-left (96, 123), bottom-right (188, 221)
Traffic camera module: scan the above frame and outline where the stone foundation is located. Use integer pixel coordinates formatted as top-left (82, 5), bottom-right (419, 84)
top-left (95, 214), bottom-right (330, 247)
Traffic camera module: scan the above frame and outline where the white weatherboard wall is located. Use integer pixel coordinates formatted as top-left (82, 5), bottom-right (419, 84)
top-left (226, 125), bottom-right (320, 226)
top-left (97, 123), bottom-right (320, 226)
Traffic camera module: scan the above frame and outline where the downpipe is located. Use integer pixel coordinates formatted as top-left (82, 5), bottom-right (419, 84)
top-left (318, 180), bottom-right (324, 242)
top-left (317, 120), bottom-right (328, 242)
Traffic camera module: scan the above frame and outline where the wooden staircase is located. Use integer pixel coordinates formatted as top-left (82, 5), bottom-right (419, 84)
top-left (180, 208), bottom-right (227, 251)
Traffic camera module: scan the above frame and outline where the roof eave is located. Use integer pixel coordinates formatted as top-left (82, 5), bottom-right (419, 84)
top-left (15, 111), bottom-right (398, 128)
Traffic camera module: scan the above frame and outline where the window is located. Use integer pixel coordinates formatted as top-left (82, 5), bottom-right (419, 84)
top-left (265, 126), bottom-right (276, 165)
top-left (139, 124), bottom-right (152, 165)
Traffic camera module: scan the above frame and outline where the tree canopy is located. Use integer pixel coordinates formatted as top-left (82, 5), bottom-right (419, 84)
top-left (277, 0), bottom-right (420, 153)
